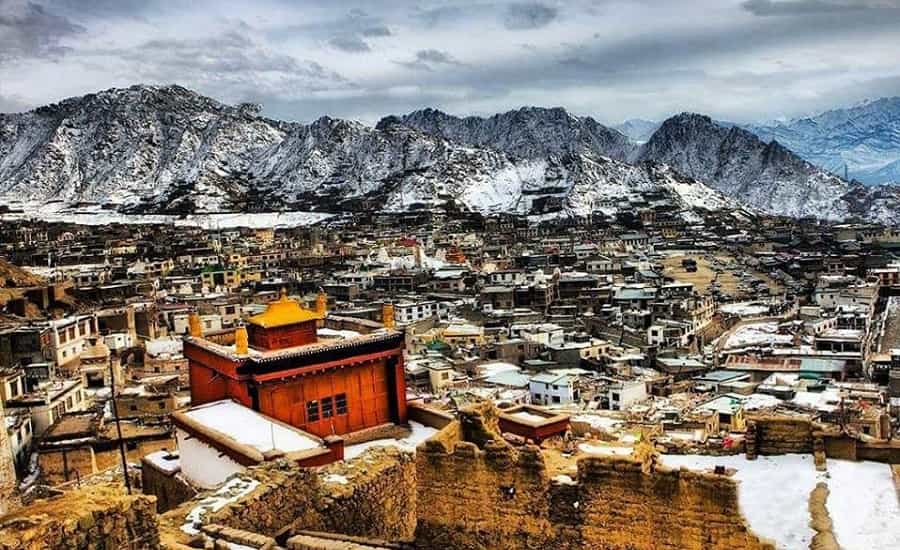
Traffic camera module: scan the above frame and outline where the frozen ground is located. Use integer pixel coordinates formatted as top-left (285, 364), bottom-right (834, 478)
top-left (661, 454), bottom-right (900, 550)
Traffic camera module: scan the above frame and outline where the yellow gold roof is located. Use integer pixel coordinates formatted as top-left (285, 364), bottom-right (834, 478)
top-left (246, 292), bottom-right (322, 329)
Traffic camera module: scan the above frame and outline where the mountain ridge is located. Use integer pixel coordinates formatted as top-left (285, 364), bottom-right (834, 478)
top-left (1, 84), bottom-right (897, 223)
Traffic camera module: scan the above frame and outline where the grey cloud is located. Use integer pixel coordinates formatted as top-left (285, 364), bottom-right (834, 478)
top-left (503, 2), bottom-right (558, 30)
top-left (0, 0), bottom-right (85, 62)
top-left (91, 29), bottom-right (348, 103)
top-left (328, 35), bottom-right (371, 53)
top-left (411, 5), bottom-right (463, 27)
top-left (741, 0), bottom-right (897, 16)
top-left (396, 48), bottom-right (463, 71)
top-left (361, 25), bottom-right (392, 37)
top-left (416, 49), bottom-right (461, 64)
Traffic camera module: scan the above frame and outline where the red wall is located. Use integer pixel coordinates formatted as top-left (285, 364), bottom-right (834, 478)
top-left (248, 321), bottom-right (317, 350)
top-left (257, 358), bottom-right (397, 438)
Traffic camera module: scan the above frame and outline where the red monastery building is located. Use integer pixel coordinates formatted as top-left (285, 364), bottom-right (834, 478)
top-left (183, 291), bottom-right (407, 443)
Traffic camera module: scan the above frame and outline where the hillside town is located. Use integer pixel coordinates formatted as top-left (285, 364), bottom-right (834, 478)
top-left (0, 205), bottom-right (899, 549)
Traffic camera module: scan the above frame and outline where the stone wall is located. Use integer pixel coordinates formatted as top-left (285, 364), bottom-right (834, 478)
top-left (747, 416), bottom-right (900, 464)
top-left (160, 446), bottom-right (416, 548)
top-left (141, 457), bottom-right (197, 513)
top-left (0, 485), bottom-right (159, 550)
top-left (746, 416), bottom-right (814, 456)
top-left (416, 405), bottom-right (773, 550)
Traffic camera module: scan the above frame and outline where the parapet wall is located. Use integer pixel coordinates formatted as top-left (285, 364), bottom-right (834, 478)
top-left (747, 415), bottom-right (900, 464)
top-left (747, 415), bottom-right (815, 456)
top-left (160, 446), bottom-right (416, 547)
top-left (417, 407), bottom-right (773, 550)
top-left (0, 485), bottom-right (159, 550)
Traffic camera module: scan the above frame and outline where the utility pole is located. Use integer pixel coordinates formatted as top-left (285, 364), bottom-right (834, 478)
top-left (108, 360), bottom-right (132, 494)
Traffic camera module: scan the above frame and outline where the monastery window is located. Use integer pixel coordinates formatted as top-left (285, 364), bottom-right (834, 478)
top-left (307, 400), bottom-right (320, 422)
top-left (322, 397), bottom-right (334, 418)
top-left (335, 393), bottom-right (347, 415)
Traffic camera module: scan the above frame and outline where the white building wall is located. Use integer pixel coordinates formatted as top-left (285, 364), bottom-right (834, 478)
top-left (176, 428), bottom-right (245, 489)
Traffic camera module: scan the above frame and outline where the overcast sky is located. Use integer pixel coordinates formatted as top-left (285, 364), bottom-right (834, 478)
top-left (1, 0), bottom-right (899, 124)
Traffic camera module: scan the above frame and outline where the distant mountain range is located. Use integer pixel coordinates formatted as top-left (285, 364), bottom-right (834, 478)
top-left (744, 97), bottom-right (900, 186)
top-left (1, 85), bottom-right (898, 223)
top-left (616, 98), bottom-right (900, 186)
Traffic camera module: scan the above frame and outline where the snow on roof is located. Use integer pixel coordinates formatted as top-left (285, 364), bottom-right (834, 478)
top-left (182, 400), bottom-right (320, 454)
top-left (725, 322), bottom-right (793, 349)
top-left (317, 328), bottom-right (362, 339)
top-left (477, 362), bottom-right (520, 378)
top-left (145, 337), bottom-right (183, 357)
top-left (144, 450), bottom-right (180, 474)
top-left (719, 302), bottom-right (770, 317)
top-left (343, 421), bottom-right (438, 460)
top-left (508, 411), bottom-right (550, 424)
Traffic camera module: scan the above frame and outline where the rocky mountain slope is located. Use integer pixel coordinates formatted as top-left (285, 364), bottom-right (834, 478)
top-left (633, 113), bottom-right (900, 221)
top-left (397, 106), bottom-right (634, 161)
top-left (0, 85), bottom-right (287, 212)
top-left (744, 97), bottom-right (900, 185)
top-left (0, 85), bottom-right (896, 223)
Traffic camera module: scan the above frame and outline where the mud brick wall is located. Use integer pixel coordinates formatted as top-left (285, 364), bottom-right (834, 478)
top-left (141, 459), bottom-right (197, 513)
top-left (160, 447), bottom-right (416, 547)
top-left (747, 416), bottom-right (814, 455)
top-left (577, 458), bottom-right (770, 550)
top-left (0, 485), bottom-right (159, 550)
top-left (38, 446), bottom-right (98, 485)
top-left (416, 418), bottom-right (772, 550)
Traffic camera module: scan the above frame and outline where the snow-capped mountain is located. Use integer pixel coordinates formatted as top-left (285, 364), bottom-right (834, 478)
top-left (744, 97), bottom-right (900, 185)
top-left (1, 85), bottom-right (896, 223)
top-left (0, 85), bottom-right (288, 212)
top-left (0, 86), bottom-right (732, 220)
top-left (634, 113), bottom-right (900, 221)
top-left (614, 119), bottom-right (660, 143)
top-left (396, 106), bottom-right (634, 161)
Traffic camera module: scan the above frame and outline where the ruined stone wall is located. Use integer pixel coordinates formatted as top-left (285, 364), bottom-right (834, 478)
top-left (141, 459), bottom-right (197, 513)
top-left (746, 416), bottom-right (814, 455)
top-left (160, 447), bottom-right (416, 548)
top-left (0, 485), bottom-right (159, 550)
top-left (417, 417), bottom-right (772, 550)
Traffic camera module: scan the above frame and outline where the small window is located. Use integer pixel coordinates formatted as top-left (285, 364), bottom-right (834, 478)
top-left (335, 394), bottom-right (347, 415)
top-left (158, 401), bottom-right (166, 410)
top-left (307, 400), bottom-right (319, 422)
top-left (130, 404), bottom-right (138, 411)
top-left (322, 397), bottom-right (334, 418)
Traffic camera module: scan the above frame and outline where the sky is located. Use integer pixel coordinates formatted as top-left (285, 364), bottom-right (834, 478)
top-left (1, 0), bottom-right (900, 125)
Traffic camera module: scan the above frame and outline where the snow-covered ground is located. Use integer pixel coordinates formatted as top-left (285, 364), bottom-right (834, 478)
top-left (343, 421), bottom-right (438, 460)
top-left (0, 204), bottom-right (334, 229)
top-left (661, 454), bottom-right (900, 550)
